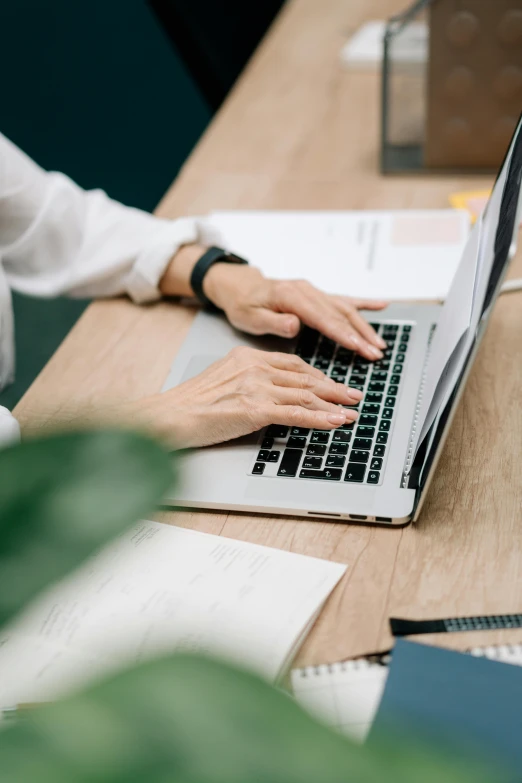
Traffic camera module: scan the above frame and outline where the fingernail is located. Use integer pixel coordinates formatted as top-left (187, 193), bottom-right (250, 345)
top-left (349, 335), bottom-right (361, 347)
top-left (347, 387), bottom-right (363, 400)
top-left (327, 412), bottom-right (346, 425)
top-left (345, 409), bottom-right (359, 420)
top-left (376, 336), bottom-right (387, 349)
top-left (369, 346), bottom-right (383, 359)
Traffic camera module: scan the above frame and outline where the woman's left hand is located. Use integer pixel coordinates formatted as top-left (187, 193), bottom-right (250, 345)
top-left (203, 263), bottom-right (388, 360)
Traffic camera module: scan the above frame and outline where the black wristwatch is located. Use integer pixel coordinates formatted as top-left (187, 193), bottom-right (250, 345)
top-left (190, 246), bottom-right (249, 310)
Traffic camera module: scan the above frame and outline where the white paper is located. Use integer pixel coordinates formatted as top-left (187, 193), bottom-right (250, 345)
top-left (0, 521), bottom-right (346, 706)
top-left (340, 20), bottom-right (428, 69)
top-left (208, 210), bottom-right (469, 302)
top-left (291, 661), bottom-right (387, 742)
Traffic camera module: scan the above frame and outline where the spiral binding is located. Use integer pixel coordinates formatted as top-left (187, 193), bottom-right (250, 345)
top-left (401, 324), bottom-right (437, 486)
top-left (295, 644), bottom-right (522, 678)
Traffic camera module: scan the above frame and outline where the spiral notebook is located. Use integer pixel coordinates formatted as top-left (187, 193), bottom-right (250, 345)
top-left (291, 644), bottom-right (522, 742)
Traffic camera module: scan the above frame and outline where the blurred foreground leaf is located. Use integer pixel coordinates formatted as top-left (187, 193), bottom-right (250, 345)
top-left (0, 654), bottom-right (498, 783)
top-left (0, 430), bottom-right (173, 628)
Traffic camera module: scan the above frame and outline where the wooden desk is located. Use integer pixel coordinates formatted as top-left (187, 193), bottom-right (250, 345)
top-left (15, 0), bottom-right (522, 664)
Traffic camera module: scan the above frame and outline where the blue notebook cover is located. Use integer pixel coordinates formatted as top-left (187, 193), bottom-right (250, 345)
top-left (369, 639), bottom-right (522, 778)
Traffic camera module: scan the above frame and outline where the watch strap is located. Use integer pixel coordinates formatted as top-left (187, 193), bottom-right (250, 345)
top-left (190, 246), bottom-right (248, 310)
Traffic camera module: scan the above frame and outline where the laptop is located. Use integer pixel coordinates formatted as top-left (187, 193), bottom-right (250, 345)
top-left (162, 116), bottom-right (522, 526)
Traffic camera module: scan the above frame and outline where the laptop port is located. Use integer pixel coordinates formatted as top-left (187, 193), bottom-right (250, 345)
top-left (376, 516), bottom-right (392, 523)
top-left (350, 514), bottom-right (367, 520)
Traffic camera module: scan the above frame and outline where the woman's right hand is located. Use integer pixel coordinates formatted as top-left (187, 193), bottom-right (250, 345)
top-left (128, 346), bottom-right (363, 449)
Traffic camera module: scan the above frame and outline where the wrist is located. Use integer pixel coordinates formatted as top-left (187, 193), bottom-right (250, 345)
top-left (159, 243), bottom-right (207, 298)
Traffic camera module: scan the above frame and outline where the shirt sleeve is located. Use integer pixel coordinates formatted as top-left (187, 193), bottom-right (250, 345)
top-left (0, 406), bottom-right (20, 448)
top-left (0, 132), bottom-right (211, 303)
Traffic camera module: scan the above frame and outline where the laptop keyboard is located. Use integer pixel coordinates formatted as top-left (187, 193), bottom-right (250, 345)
top-left (250, 322), bottom-right (413, 485)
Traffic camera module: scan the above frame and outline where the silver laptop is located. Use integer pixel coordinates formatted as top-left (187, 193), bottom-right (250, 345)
top-left (162, 116), bottom-right (522, 526)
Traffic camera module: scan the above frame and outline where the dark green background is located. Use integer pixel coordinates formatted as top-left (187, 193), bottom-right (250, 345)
top-left (0, 0), bottom-right (211, 409)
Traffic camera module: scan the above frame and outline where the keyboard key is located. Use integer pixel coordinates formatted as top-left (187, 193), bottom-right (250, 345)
top-left (329, 442), bottom-right (348, 455)
top-left (373, 360), bottom-right (390, 371)
top-left (402, 325), bottom-right (412, 332)
top-left (268, 451), bottom-right (281, 462)
top-left (400, 333), bottom-right (409, 342)
top-left (349, 374), bottom-right (366, 386)
top-left (314, 359), bottom-right (330, 370)
top-left (387, 385), bottom-right (398, 396)
top-left (288, 436), bottom-right (307, 448)
top-left (367, 470), bottom-right (380, 484)
top-left (392, 364), bottom-right (403, 374)
top-left (382, 408), bottom-right (394, 420)
top-left (383, 324), bottom-right (399, 333)
top-left (300, 468), bottom-right (342, 481)
top-left (398, 343), bottom-right (408, 353)
top-left (373, 444), bottom-right (386, 457)
top-left (277, 449), bottom-right (303, 477)
top-left (310, 431), bottom-right (330, 444)
top-left (326, 454), bottom-right (345, 468)
top-left (252, 462), bottom-right (265, 475)
top-left (370, 457), bottom-right (383, 470)
top-left (368, 381), bottom-right (385, 392)
top-left (351, 450), bottom-right (370, 463)
top-left (369, 322), bottom-right (381, 331)
top-left (262, 437), bottom-right (274, 449)
top-left (371, 371), bottom-right (388, 382)
top-left (339, 422), bottom-right (355, 430)
top-left (356, 426), bottom-right (375, 439)
top-left (344, 463), bottom-right (366, 482)
top-left (354, 437), bottom-right (372, 450)
top-left (303, 456), bottom-right (323, 469)
top-left (307, 444), bottom-right (327, 456)
top-left (383, 348), bottom-right (394, 359)
top-left (359, 414), bottom-right (377, 426)
top-left (332, 431), bottom-right (352, 443)
top-left (362, 403), bottom-right (380, 415)
top-left (290, 427), bottom-right (310, 436)
top-left (257, 450), bottom-right (271, 461)
top-left (379, 420), bottom-right (391, 432)
top-left (366, 392), bottom-right (383, 403)
top-left (349, 384), bottom-right (364, 392)
top-left (333, 375), bottom-right (347, 384)
top-left (376, 432), bottom-right (389, 444)
top-left (266, 425), bottom-right (289, 439)
top-left (395, 353), bottom-right (405, 363)
top-left (295, 326), bottom-right (319, 359)
top-left (331, 365), bottom-right (348, 376)
top-left (385, 397), bottom-right (396, 408)
top-left (390, 374), bottom-right (401, 385)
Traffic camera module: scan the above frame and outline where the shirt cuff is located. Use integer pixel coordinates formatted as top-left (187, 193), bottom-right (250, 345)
top-left (125, 217), bottom-right (201, 304)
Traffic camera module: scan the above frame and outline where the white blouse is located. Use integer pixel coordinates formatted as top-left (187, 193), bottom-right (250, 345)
top-left (0, 131), bottom-right (209, 446)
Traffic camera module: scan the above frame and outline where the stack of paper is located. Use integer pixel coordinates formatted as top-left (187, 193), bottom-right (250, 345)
top-left (207, 210), bottom-right (469, 302)
top-left (0, 521), bottom-right (346, 705)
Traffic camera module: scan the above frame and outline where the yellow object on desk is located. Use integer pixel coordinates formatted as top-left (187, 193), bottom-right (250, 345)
top-left (449, 189), bottom-right (491, 224)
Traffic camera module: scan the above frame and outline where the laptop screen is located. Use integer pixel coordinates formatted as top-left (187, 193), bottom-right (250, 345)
top-left (410, 114), bottom-right (522, 504)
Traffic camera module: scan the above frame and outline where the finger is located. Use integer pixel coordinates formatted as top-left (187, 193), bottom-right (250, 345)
top-left (258, 404), bottom-right (357, 431)
top-left (344, 298), bottom-right (388, 311)
top-left (275, 286), bottom-right (384, 361)
top-left (334, 302), bottom-right (387, 350)
top-left (269, 370), bottom-right (363, 404)
top-left (239, 307), bottom-right (301, 339)
top-left (263, 351), bottom-right (327, 380)
top-left (271, 387), bottom-right (358, 419)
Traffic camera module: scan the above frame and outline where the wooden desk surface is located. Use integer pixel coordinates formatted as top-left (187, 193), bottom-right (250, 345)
top-left (15, 0), bottom-right (522, 664)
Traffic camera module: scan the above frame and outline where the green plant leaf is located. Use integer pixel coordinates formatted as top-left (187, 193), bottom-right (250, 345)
top-left (0, 429), bottom-right (173, 628)
top-left (0, 654), bottom-right (500, 783)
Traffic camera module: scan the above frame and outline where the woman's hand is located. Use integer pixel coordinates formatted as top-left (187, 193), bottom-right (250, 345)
top-left (125, 347), bottom-right (363, 449)
top-left (203, 264), bottom-right (388, 360)
top-left (159, 245), bottom-right (388, 360)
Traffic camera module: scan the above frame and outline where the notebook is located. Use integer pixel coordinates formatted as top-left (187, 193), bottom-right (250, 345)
top-left (0, 520), bottom-right (346, 707)
top-left (291, 644), bottom-right (522, 742)
top-left (206, 210), bottom-right (470, 302)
